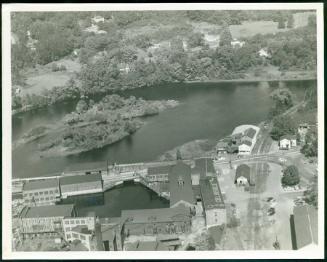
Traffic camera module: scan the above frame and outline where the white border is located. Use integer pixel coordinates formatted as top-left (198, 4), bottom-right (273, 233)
top-left (2, 3), bottom-right (324, 260)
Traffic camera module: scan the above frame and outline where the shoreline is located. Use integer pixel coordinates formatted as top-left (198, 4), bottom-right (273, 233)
top-left (12, 75), bottom-right (316, 116)
top-left (185, 76), bottom-right (317, 84)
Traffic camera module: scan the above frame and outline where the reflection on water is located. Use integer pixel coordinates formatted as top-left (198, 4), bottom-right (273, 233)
top-left (58, 182), bottom-right (169, 218)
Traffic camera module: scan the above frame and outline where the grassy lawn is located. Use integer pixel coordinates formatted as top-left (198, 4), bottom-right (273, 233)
top-left (229, 21), bottom-right (289, 39)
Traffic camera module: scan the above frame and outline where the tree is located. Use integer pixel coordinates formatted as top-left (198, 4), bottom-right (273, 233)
top-left (300, 129), bottom-right (318, 157)
top-left (219, 25), bottom-right (233, 47)
top-left (303, 174), bottom-right (318, 208)
top-left (188, 32), bottom-right (205, 48)
top-left (270, 115), bottom-right (296, 140)
top-left (287, 15), bottom-right (294, 29)
top-left (277, 17), bottom-right (286, 29)
top-left (281, 165), bottom-right (300, 186)
top-left (176, 149), bottom-right (182, 160)
top-left (75, 100), bottom-right (88, 114)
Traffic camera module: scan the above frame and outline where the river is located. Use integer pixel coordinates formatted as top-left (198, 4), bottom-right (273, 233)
top-left (12, 80), bottom-right (313, 179)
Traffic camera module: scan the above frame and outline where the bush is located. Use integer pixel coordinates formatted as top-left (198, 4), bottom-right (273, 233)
top-left (281, 165), bottom-right (300, 186)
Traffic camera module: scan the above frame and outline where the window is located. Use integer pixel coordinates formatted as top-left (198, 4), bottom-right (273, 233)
top-left (39, 191), bottom-right (43, 195)
top-left (72, 233), bottom-right (78, 238)
top-left (40, 197), bottom-right (44, 201)
top-left (44, 191), bottom-right (48, 195)
top-left (80, 235), bottom-right (86, 240)
top-left (76, 220), bottom-right (80, 224)
top-left (65, 221), bottom-right (69, 225)
top-left (70, 220), bottom-right (75, 224)
top-left (45, 197), bottom-right (49, 201)
top-left (49, 190), bottom-right (53, 194)
top-left (66, 234), bottom-right (71, 239)
top-left (81, 220), bottom-right (85, 224)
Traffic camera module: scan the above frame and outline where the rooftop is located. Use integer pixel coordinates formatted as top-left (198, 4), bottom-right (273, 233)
top-left (126, 241), bottom-right (170, 251)
top-left (20, 204), bottom-right (74, 218)
top-left (60, 174), bottom-right (102, 186)
top-left (194, 158), bottom-right (216, 178)
top-left (148, 165), bottom-right (173, 175)
top-left (240, 140), bottom-right (252, 147)
top-left (235, 164), bottom-right (251, 182)
top-left (280, 134), bottom-right (297, 141)
top-left (244, 128), bottom-right (257, 139)
top-left (64, 161), bottom-right (107, 173)
top-left (23, 178), bottom-right (59, 191)
top-left (168, 161), bottom-right (195, 207)
top-left (293, 205), bottom-right (318, 249)
top-left (121, 206), bottom-right (191, 224)
top-left (71, 225), bottom-right (92, 235)
top-left (199, 177), bottom-right (225, 210)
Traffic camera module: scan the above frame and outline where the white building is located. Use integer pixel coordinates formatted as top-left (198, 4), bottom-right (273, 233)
top-left (199, 177), bottom-right (226, 228)
top-left (235, 164), bottom-right (251, 186)
top-left (258, 48), bottom-right (271, 58)
top-left (279, 135), bottom-right (297, 150)
top-left (231, 39), bottom-right (245, 48)
top-left (234, 125), bottom-right (259, 155)
top-left (92, 16), bottom-right (105, 24)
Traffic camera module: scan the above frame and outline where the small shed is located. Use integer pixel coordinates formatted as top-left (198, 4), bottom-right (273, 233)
top-left (235, 164), bottom-right (251, 185)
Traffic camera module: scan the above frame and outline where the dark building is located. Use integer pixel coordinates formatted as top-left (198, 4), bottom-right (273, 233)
top-left (168, 161), bottom-right (195, 208)
top-left (121, 206), bottom-right (192, 236)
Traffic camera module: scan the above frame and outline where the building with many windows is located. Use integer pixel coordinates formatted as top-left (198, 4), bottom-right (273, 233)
top-left (62, 212), bottom-right (96, 240)
top-left (200, 177), bottom-right (226, 228)
top-left (18, 204), bottom-right (76, 238)
top-left (121, 206), bottom-right (192, 236)
top-left (60, 174), bottom-right (103, 198)
top-left (22, 179), bottom-right (60, 206)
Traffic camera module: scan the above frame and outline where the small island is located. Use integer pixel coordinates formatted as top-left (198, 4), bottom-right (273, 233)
top-left (17, 94), bottom-right (179, 157)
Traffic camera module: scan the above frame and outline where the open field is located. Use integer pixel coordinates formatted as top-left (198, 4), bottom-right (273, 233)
top-left (230, 21), bottom-right (289, 39)
top-left (21, 58), bottom-right (81, 96)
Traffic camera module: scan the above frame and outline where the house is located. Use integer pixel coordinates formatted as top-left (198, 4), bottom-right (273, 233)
top-left (60, 174), bottom-right (103, 198)
top-left (279, 135), bottom-right (297, 150)
top-left (216, 141), bottom-right (229, 154)
top-left (168, 161), bottom-right (196, 208)
top-left (121, 206), bottom-right (192, 236)
top-left (22, 178), bottom-right (60, 207)
top-left (235, 164), bottom-right (251, 186)
top-left (290, 205), bottom-right (317, 250)
top-left (203, 34), bottom-right (220, 49)
top-left (258, 48), bottom-right (271, 58)
top-left (199, 177), bottom-right (226, 228)
top-left (238, 140), bottom-right (252, 155)
top-left (18, 204), bottom-right (76, 238)
top-left (298, 123), bottom-right (309, 143)
top-left (92, 16), bottom-right (105, 24)
top-left (231, 39), bottom-right (245, 48)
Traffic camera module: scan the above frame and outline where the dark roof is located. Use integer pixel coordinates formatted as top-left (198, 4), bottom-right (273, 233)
top-left (216, 141), bottom-right (228, 149)
top-left (126, 241), bottom-right (170, 251)
top-left (194, 158), bottom-right (215, 177)
top-left (168, 161), bottom-right (195, 207)
top-left (121, 206), bottom-right (191, 224)
top-left (20, 204), bottom-right (74, 218)
top-left (64, 161), bottom-right (107, 173)
top-left (60, 174), bottom-right (102, 186)
top-left (244, 128), bottom-right (256, 139)
top-left (23, 178), bottom-right (59, 191)
top-left (71, 225), bottom-right (92, 235)
top-left (280, 134), bottom-right (297, 141)
top-left (240, 140), bottom-right (252, 147)
top-left (148, 165), bottom-right (173, 175)
top-left (235, 164), bottom-right (251, 182)
top-left (293, 205), bottom-right (318, 249)
top-left (199, 177), bottom-right (225, 210)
